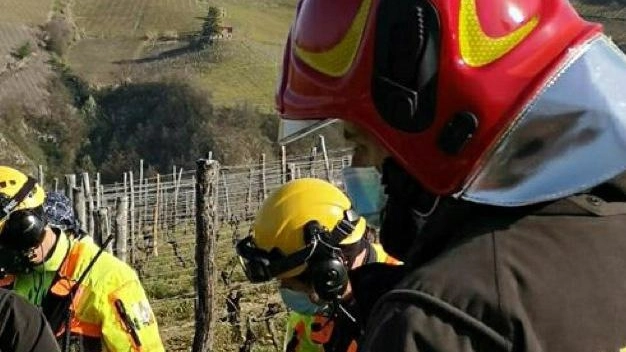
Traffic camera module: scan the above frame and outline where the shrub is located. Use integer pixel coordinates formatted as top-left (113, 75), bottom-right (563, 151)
top-left (43, 16), bottom-right (73, 56)
top-left (12, 41), bottom-right (33, 60)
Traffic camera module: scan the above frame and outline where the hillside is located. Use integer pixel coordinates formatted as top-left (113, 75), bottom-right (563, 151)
top-left (66, 0), bottom-right (295, 110)
top-left (0, 0), bottom-right (55, 169)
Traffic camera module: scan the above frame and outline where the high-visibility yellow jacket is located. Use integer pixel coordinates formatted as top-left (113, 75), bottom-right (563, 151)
top-left (12, 229), bottom-right (165, 352)
top-left (283, 243), bottom-right (400, 352)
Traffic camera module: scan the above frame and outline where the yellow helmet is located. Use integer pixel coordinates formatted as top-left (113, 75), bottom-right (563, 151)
top-left (0, 166), bottom-right (46, 237)
top-left (251, 178), bottom-right (366, 278)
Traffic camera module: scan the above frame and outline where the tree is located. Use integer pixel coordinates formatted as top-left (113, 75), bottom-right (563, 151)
top-left (199, 6), bottom-right (222, 46)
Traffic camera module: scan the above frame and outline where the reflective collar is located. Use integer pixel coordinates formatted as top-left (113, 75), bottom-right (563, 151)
top-left (462, 35), bottom-right (626, 206)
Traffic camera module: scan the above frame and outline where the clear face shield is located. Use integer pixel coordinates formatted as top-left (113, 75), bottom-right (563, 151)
top-left (341, 167), bottom-right (387, 228)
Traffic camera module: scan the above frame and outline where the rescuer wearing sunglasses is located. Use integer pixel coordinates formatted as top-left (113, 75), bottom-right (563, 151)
top-left (237, 178), bottom-right (399, 352)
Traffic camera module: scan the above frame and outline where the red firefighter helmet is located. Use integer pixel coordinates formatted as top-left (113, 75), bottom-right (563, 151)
top-left (276, 0), bottom-right (602, 196)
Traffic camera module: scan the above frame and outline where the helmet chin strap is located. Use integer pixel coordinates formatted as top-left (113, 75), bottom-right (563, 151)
top-left (0, 176), bottom-right (37, 221)
top-left (323, 300), bottom-right (357, 326)
top-left (413, 196), bottom-right (440, 217)
top-left (379, 158), bottom-right (439, 261)
top-left (381, 158), bottom-right (440, 216)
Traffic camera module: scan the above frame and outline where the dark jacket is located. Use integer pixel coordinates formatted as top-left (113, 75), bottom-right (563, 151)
top-left (0, 288), bottom-right (60, 352)
top-left (354, 190), bottom-right (626, 352)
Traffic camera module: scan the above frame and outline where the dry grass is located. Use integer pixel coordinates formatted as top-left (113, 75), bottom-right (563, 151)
top-left (66, 38), bottom-right (145, 85)
top-left (67, 0), bottom-right (210, 85)
top-left (139, 221), bottom-right (287, 351)
top-left (0, 0), bottom-right (51, 25)
top-left (0, 23), bottom-right (53, 115)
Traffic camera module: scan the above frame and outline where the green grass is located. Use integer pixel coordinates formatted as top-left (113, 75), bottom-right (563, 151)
top-left (0, 0), bottom-right (51, 25)
top-left (194, 0), bottom-right (295, 110)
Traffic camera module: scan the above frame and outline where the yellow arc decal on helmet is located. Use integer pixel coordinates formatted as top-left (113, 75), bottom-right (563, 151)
top-left (459, 0), bottom-right (539, 67)
top-left (293, 0), bottom-right (372, 78)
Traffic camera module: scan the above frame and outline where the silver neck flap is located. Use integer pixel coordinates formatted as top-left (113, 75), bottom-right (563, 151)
top-left (461, 35), bottom-right (626, 206)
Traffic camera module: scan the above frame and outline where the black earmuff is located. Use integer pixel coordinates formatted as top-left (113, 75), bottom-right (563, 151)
top-left (0, 207), bottom-right (47, 251)
top-left (310, 253), bottom-right (348, 302)
top-left (303, 221), bottom-right (349, 302)
top-left (372, 0), bottom-right (440, 132)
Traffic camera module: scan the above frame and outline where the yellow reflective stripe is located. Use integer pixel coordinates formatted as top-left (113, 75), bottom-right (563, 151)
top-left (459, 0), bottom-right (539, 67)
top-left (294, 0), bottom-right (372, 77)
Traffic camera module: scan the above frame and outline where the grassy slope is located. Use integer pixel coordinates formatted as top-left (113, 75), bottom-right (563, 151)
top-left (0, 0), bottom-right (53, 108)
top-left (66, 0), bottom-right (296, 109)
top-left (0, 0), bottom-right (53, 168)
top-left (68, 0), bottom-right (210, 85)
top-left (194, 0), bottom-right (295, 110)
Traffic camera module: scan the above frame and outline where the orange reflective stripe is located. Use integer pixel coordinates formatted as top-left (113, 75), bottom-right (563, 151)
top-left (310, 315), bottom-right (334, 344)
top-left (385, 255), bottom-right (401, 265)
top-left (70, 319), bottom-right (102, 338)
top-left (50, 277), bottom-right (73, 296)
top-left (49, 241), bottom-right (98, 339)
top-left (55, 318), bottom-right (102, 338)
top-left (51, 242), bottom-right (89, 296)
top-left (347, 340), bottom-right (358, 352)
top-left (294, 321), bottom-right (306, 336)
top-left (286, 321), bottom-right (306, 352)
top-left (58, 242), bottom-right (87, 280)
